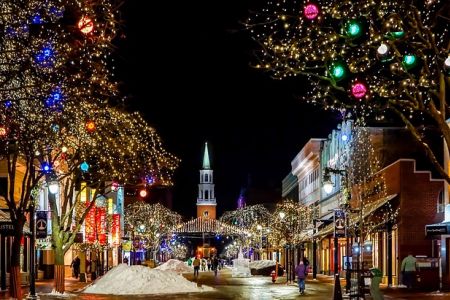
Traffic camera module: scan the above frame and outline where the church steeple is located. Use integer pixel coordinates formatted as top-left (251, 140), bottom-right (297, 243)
top-left (197, 142), bottom-right (216, 219)
top-left (202, 142), bottom-right (210, 169)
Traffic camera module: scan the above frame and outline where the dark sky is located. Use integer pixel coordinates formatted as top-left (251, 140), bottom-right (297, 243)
top-left (116, 0), bottom-right (339, 218)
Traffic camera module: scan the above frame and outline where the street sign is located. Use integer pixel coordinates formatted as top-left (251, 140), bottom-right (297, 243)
top-left (36, 211), bottom-right (48, 239)
top-left (334, 209), bottom-right (346, 237)
top-left (425, 223), bottom-right (450, 236)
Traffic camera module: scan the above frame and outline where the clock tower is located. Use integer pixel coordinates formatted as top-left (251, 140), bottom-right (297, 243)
top-left (196, 142), bottom-right (216, 219)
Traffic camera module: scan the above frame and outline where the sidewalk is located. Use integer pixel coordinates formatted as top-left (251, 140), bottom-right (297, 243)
top-left (0, 277), bottom-right (91, 299)
top-left (276, 273), bottom-right (450, 299)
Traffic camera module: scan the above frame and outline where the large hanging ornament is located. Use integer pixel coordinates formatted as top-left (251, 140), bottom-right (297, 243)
top-left (86, 120), bottom-right (96, 133)
top-left (41, 162), bottom-right (52, 173)
top-left (80, 161), bottom-right (90, 172)
top-left (444, 56), bottom-right (450, 75)
top-left (139, 189), bottom-right (148, 198)
top-left (402, 54), bottom-right (417, 70)
top-left (0, 125), bottom-right (7, 138)
top-left (35, 45), bottom-right (55, 67)
top-left (345, 20), bottom-right (363, 38)
top-left (329, 61), bottom-right (347, 81)
top-left (78, 16), bottom-right (94, 34)
top-left (304, 3), bottom-right (319, 20)
top-left (351, 82), bottom-right (368, 99)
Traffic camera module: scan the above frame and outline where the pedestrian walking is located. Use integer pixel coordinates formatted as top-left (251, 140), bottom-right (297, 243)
top-left (295, 260), bottom-right (307, 295)
top-left (401, 253), bottom-right (417, 289)
top-left (193, 256), bottom-right (201, 277)
top-left (212, 256), bottom-right (219, 276)
top-left (70, 255), bottom-right (81, 279)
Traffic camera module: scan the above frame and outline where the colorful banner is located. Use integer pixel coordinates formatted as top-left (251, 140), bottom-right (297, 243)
top-left (85, 201), bottom-right (96, 243)
top-left (36, 211), bottom-right (48, 239)
top-left (334, 209), bottom-right (346, 238)
top-left (96, 207), bottom-right (107, 245)
top-left (111, 214), bottom-right (120, 246)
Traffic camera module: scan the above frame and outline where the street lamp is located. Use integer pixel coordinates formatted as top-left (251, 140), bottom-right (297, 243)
top-left (256, 225), bottom-right (262, 260)
top-left (322, 167), bottom-right (349, 300)
top-left (48, 180), bottom-right (59, 194)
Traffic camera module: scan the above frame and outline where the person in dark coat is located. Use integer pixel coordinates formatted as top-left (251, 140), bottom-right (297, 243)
top-left (295, 261), bottom-right (307, 295)
top-left (71, 255), bottom-right (81, 279)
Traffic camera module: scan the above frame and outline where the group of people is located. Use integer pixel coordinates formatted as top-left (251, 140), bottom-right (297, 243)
top-left (192, 255), bottom-right (221, 277)
top-left (70, 255), bottom-right (100, 280)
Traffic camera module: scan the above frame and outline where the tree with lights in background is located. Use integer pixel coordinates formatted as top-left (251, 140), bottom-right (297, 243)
top-left (48, 107), bottom-right (178, 293)
top-left (125, 202), bottom-right (182, 264)
top-left (344, 122), bottom-right (397, 237)
top-left (269, 199), bottom-right (313, 281)
top-left (220, 204), bottom-right (271, 257)
top-left (0, 0), bottom-right (178, 297)
top-left (249, 0), bottom-right (450, 181)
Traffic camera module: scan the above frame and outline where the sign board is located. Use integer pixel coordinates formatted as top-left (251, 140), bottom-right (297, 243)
top-left (0, 222), bottom-right (14, 235)
top-left (334, 209), bottom-right (346, 237)
top-left (425, 223), bottom-right (450, 236)
top-left (36, 211), bottom-right (48, 239)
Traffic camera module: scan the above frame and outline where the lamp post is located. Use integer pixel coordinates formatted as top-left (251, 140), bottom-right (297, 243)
top-left (26, 197), bottom-right (38, 300)
top-left (323, 167), bottom-right (350, 300)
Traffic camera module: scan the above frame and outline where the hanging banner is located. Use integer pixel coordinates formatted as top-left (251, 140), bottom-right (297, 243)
top-left (85, 201), bottom-right (96, 243)
top-left (334, 209), bottom-right (346, 237)
top-left (111, 214), bottom-right (120, 246)
top-left (96, 207), bottom-right (107, 245)
top-left (36, 211), bottom-right (48, 239)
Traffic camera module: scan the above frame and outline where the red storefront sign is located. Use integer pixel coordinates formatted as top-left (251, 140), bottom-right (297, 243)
top-left (85, 201), bottom-right (96, 243)
top-left (96, 207), bottom-right (107, 245)
top-left (111, 214), bottom-right (120, 246)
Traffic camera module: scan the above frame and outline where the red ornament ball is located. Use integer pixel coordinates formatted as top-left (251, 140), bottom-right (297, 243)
top-left (78, 16), bottom-right (94, 34)
top-left (304, 3), bottom-right (319, 20)
top-left (351, 82), bottom-right (368, 99)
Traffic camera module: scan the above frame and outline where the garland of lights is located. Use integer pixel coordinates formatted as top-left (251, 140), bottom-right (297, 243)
top-left (249, 0), bottom-right (450, 182)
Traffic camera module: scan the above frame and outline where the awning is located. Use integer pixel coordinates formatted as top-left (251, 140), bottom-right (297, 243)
top-left (0, 210), bottom-right (31, 236)
top-left (314, 193), bottom-right (397, 238)
top-left (425, 222), bottom-right (450, 237)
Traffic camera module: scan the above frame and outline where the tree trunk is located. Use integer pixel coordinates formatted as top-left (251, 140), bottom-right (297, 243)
top-left (54, 250), bottom-right (65, 293)
top-left (10, 232), bottom-right (23, 299)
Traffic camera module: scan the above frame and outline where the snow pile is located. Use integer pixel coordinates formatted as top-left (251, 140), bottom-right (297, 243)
top-left (155, 259), bottom-right (192, 273)
top-left (249, 260), bottom-right (276, 270)
top-left (83, 264), bottom-right (213, 295)
top-left (48, 289), bottom-right (71, 297)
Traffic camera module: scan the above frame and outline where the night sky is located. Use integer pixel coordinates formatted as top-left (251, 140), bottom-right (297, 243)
top-left (116, 0), bottom-right (339, 218)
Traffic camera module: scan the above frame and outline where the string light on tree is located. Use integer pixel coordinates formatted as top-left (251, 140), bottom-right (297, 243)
top-left (249, 0), bottom-right (450, 183)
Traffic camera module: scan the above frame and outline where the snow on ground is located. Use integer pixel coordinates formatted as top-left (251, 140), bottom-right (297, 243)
top-left (249, 260), bottom-right (276, 270)
top-left (83, 264), bottom-right (213, 295)
top-left (155, 259), bottom-right (192, 273)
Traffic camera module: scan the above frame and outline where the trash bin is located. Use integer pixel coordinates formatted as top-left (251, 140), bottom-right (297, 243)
top-left (369, 268), bottom-right (384, 300)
